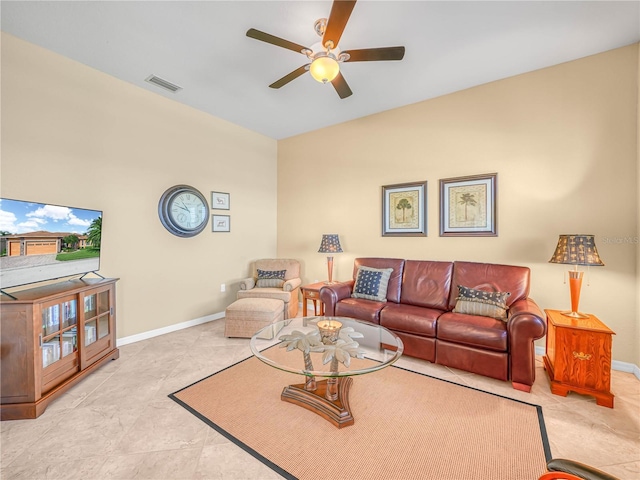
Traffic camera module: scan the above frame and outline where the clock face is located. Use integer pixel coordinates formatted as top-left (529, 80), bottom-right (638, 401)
top-left (169, 192), bottom-right (207, 229)
top-left (158, 185), bottom-right (209, 237)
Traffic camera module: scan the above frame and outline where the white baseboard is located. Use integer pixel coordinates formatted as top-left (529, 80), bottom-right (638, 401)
top-left (116, 311), bottom-right (224, 347)
top-left (535, 346), bottom-right (640, 381)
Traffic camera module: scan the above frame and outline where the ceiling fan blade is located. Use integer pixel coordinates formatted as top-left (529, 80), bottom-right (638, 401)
top-left (331, 72), bottom-right (353, 99)
top-left (269, 65), bottom-right (310, 89)
top-left (246, 28), bottom-right (308, 54)
top-left (322, 0), bottom-right (357, 48)
top-left (342, 46), bottom-right (405, 62)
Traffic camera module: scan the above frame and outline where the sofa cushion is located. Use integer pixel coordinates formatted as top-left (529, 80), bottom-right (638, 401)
top-left (400, 260), bottom-right (453, 310)
top-left (353, 258), bottom-right (405, 303)
top-left (448, 261), bottom-right (530, 310)
top-left (256, 269), bottom-right (286, 288)
top-left (351, 266), bottom-right (393, 302)
top-left (379, 303), bottom-right (439, 338)
top-left (453, 285), bottom-right (510, 321)
top-left (335, 297), bottom-right (386, 324)
top-left (437, 311), bottom-right (508, 352)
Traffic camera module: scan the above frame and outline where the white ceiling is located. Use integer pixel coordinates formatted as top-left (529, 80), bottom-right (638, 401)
top-left (2, 1), bottom-right (639, 140)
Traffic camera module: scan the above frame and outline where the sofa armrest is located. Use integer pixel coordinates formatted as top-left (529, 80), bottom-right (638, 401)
top-left (509, 297), bottom-right (544, 319)
top-left (507, 298), bottom-right (547, 390)
top-left (320, 280), bottom-right (355, 315)
top-left (283, 278), bottom-right (301, 292)
top-left (239, 277), bottom-right (256, 290)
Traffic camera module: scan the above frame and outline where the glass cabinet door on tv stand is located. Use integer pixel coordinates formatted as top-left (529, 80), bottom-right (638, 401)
top-left (40, 295), bottom-right (80, 393)
top-left (80, 284), bottom-right (115, 369)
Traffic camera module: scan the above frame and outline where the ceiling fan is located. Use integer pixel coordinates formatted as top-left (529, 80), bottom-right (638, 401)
top-left (246, 0), bottom-right (405, 99)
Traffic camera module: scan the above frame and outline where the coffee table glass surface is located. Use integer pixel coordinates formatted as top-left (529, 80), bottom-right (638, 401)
top-left (249, 316), bottom-right (404, 428)
top-left (250, 316), bottom-right (404, 377)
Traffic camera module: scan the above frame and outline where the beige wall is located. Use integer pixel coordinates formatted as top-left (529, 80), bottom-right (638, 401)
top-left (1, 33), bottom-right (278, 338)
top-left (278, 44), bottom-right (639, 365)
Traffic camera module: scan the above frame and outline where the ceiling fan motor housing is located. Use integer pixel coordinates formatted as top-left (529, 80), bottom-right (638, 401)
top-left (314, 18), bottom-right (327, 37)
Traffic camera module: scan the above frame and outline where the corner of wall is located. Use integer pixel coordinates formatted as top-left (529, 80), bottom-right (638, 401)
top-left (636, 41), bottom-right (640, 369)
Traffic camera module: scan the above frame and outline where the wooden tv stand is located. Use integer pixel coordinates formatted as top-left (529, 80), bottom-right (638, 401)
top-left (0, 278), bottom-right (119, 420)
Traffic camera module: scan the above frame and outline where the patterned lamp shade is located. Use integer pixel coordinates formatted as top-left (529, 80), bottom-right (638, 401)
top-left (549, 234), bottom-right (604, 266)
top-left (318, 234), bottom-right (343, 254)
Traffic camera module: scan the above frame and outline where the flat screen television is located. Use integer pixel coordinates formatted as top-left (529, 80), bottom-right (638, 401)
top-left (0, 198), bottom-right (102, 290)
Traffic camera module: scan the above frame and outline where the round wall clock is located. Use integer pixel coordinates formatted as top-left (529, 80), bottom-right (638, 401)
top-left (158, 185), bottom-right (209, 237)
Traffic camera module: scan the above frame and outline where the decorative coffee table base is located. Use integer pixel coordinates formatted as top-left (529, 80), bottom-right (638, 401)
top-left (281, 378), bottom-right (354, 428)
top-left (251, 317), bottom-right (404, 429)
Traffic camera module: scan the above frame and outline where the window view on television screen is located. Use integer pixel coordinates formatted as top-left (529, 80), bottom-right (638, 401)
top-left (0, 198), bottom-right (102, 289)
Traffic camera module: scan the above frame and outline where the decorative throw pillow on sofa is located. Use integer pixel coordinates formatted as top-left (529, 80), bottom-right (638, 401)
top-left (453, 285), bottom-right (511, 321)
top-left (351, 266), bottom-right (394, 302)
top-left (256, 269), bottom-right (286, 288)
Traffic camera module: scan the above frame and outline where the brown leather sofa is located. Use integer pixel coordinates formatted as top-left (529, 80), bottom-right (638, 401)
top-left (320, 257), bottom-right (546, 392)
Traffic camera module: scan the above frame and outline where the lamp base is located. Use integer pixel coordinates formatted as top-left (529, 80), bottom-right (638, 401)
top-left (323, 280), bottom-right (339, 285)
top-left (560, 310), bottom-right (590, 319)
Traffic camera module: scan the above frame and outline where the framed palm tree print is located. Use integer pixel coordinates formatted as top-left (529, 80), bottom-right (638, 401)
top-left (439, 173), bottom-right (497, 236)
top-left (382, 181), bottom-right (427, 236)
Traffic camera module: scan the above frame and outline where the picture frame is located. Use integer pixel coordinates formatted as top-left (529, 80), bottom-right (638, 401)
top-left (439, 173), bottom-right (497, 237)
top-left (211, 191), bottom-right (230, 210)
top-left (212, 215), bottom-right (230, 232)
top-left (382, 181), bottom-right (427, 237)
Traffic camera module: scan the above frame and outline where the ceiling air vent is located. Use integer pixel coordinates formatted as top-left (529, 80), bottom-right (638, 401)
top-left (145, 74), bottom-right (182, 93)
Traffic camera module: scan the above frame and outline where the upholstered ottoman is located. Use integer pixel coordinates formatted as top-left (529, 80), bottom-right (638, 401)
top-left (224, 298), bottom-right (285, 338)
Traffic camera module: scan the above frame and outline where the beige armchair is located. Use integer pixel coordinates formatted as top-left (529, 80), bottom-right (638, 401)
top-left (237, 259), bottom-right (301, 319)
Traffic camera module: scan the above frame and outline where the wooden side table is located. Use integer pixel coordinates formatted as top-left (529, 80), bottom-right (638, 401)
top-left (543, 309), bottom-right (615, 407)
top-left (301, 282), bottom-right (326, 317)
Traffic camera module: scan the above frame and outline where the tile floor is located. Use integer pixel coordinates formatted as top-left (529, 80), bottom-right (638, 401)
top-left (1, 318), bottom-right (639, 480)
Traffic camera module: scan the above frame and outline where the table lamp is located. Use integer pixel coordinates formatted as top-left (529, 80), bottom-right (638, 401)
top-left (549, 234), bottom-right (604, 318)
top-left (318, 234), bottom-right (343, 284)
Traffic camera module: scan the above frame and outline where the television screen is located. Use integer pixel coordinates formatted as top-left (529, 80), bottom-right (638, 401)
top-left (0, 198), bottom-right (102, 290)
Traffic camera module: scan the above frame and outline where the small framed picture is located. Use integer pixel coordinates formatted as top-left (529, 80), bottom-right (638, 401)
top-left (382, 181), bottom-right (427, 236)
top-left (211, 191), bottom-right (230, 210)
top-left (439, 173), bottom-right (497, 236)
top-left (212, 215), bottom-right (230, 232)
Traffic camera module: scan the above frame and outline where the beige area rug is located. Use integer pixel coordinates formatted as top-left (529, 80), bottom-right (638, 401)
top-left (170, 349), bottom-right (551, 480)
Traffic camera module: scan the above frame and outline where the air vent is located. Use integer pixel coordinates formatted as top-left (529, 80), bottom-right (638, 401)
top-left (145, 75), bottom-right (182, 93)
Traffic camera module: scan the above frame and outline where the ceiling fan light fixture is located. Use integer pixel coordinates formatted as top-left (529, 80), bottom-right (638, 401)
top-left (309, 55), bottom-right (340, 84)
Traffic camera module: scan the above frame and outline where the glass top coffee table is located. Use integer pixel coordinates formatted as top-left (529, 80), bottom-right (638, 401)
top-left (250, 316), bottom-right (404, 428)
